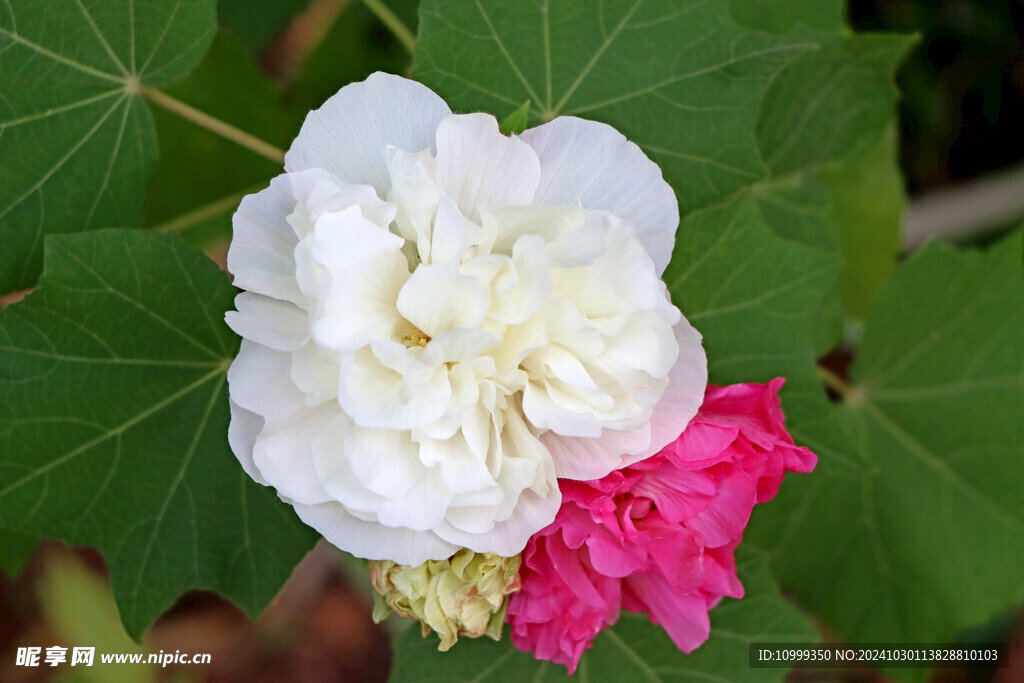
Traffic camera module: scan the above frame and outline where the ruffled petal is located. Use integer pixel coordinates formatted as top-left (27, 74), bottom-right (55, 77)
top-left (227, 399), bottom-right (268, 486)
top-left (289, 499), bottom-right (460, 565)
top-left (619, 316), bottom-right (707, 467)
top-left (226, 292), bottom-right (309, 352)
top-left (436, 414), bottom-right (561, 555)
top-left (251, 404), bottom-right (335, 505)
top-left (623, 573), bottom-right (711, 653)
top-left (436, 479), bottom-right (560, 556)
top-left (542, 318), bottom-right (707, 480)
top-left (310, 206), bottom-right (411, 352)
top-left (285, 72), bottom-right (452, 194)
top-left (228, 175), bottom-right (304, 306)
top-left (396, 263), bottom-right (491, 339)
top-left (431, 113), bottom-right (542, 220)
top-left (227, 340), bottom-right (308, 425)
top-left (521, 116), bottom-right (678, 274)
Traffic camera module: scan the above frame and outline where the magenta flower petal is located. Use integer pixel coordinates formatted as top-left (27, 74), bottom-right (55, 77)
top-left (624, 572), bottom-right (710, 652)
top-left (507, 379), bottom-right (817, 671)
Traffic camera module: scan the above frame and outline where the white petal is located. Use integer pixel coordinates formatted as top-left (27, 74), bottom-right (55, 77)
top-left (252, 403), bottom-right (336, 505)
top-left (373, 467), bottom-right (452, 530)
top-left (418, 433), bottom-right (496, 494)
top-left (290, 500), bottom-right (460, 565)
top-left (290, 342), bottom-right (339, 406)
top-left (544, 212), bottom-right (608, 267)
top-left (288, 168), bottom-right (395, 233)
top-left (227, 399), bottom-right (268, 486)
top-left (423, 328), bottom-right (502, 365)
top-left (229, 175), bottom-right (305, 306)
top-left (619, 315), bottom-right (707, 468)
top-left (227, 340), bottom-right (307, 425)
top-left (396, 264), bottom-right (491, 338)
top-left (226, 292), bottom-right (309, 352)
top-left (551, 217), bottom-right (667, 319)
top-left (337, 346), bottom-right (451, 429)
top-left (601, 311), bottom-right (680, 379)
top-left (285, 72), bottom-right (452, 194)
top-left (428, 195), bottom-right (470, 267)
top-left (521, 116), bottom-right (678, 274)
top-left (499, 235), bottom-right (551, 325)
top-left (311, 419), bottom-right (425, 501)
top-left (431, 113), bottom-right (542, 220)
top-left (228, 342), bottom-right (338, 505)
top-left (483, 205), bottom-right (584, 256)
top-left (386, 147), bottom-right (443, 261)
top-left (522, 378), bottom-right (606, 437)
top-left (345, 425), bottom-right (428, 500)
top-left (437, 416), bottom-right (560, 554)
top-left (542, 318), bottom-right (707, 480)
top-left (310, 206), bottom-right (411, 352)
top-left (542, 420), bottom-right (652, 481)
top-left (439, 481), bottom-right (558, 555)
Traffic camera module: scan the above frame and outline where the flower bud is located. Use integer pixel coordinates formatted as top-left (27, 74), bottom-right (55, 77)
top-left (370, 549), bottom-right (521, 651)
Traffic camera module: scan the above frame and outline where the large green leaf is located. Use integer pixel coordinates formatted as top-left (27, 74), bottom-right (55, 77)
top-left (748, 231), bottom-right (1024, 656)
top-left (0, 0), bottom-right (217, 291)
top-left (819, 125), bottom-right (905, 318)
top-left (664, 194), bottom-right (838, 387)
top-left (0, 529), bottom-right (37, 575)
top-left (752, 125), bottom-right (906, 322)
top-left (727, 0), bottom-right (845, 35)
top-left (388, 547), bottom-right (813, 682)
top-left (416, 0), bottom-right (811, 214)
top-left (415, 0), bottom-right (909, 219)
top-left (0, 229), bottom-right (317, 636)
top-left (755, 34), bottom-right (912, 179)
top-left (143, 31), bottom-right (291, 246)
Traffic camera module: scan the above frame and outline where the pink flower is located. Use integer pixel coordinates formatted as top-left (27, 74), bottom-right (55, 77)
top-left (506, 379), bottom-right (816, 673)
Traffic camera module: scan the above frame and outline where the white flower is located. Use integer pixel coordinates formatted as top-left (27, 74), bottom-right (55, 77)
top-left (225, 73), bottom-right (707, 565)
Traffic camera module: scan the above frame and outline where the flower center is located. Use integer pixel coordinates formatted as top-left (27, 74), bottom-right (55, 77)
top-left (402, 330), bottom-right (431, 348)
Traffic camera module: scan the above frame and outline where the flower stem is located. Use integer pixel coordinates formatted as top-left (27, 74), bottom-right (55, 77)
top-left (361, 0), bottom-right (416, 54)
top-left (152, 186), bottom-right (263, 235)
top-left (141, 87), bottom-right (286, 164)
top-left (903, 161), bottom-right (1024, 249)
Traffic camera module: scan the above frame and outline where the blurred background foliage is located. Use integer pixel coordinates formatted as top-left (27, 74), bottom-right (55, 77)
top-left (849, 0), bottom-right (1024, 193)
top-left (4, 1), bottom-right (1024, 681)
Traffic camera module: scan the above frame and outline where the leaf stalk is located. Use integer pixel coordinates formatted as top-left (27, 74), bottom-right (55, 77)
top-left (141, 87), bottom-right (286, 164)
top-left (361, 0), bottom-right (416, 54)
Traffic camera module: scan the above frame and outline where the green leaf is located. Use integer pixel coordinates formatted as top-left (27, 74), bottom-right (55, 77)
top-left (752, 125), bottom-right (906, 323)
top-left (749, 232), bottom-right (1024, 656)
top-left (727, 0), bottom-right (846, 35)
top-left (0, 0), bottom-right (217, 292)
top-left (416, 1), bottom-right (909, 221)
top-left (0, 229), bottom-right (317, 637)
top-left (664, 194), bottom-right (838, 386)
top-left (756, 34), bottom-right (914, 178)
top-left (143, 31), bottom-right (291, 246)
top-left (0, 529), bottom-right (38, 575)
top-left (499, 100), bottom-right (531, 136)
top-left (388, 547), bottom-right (813, 682)
top-left (750, 172), bottom-right (835, 252)
top-left (819, 125), bottom-right (905, 318)
top-left (416, 0), bottom-right (813, 213)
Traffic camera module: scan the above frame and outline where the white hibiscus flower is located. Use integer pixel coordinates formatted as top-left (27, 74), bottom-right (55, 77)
top-left (225, 73), bottom-right (707, 565)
